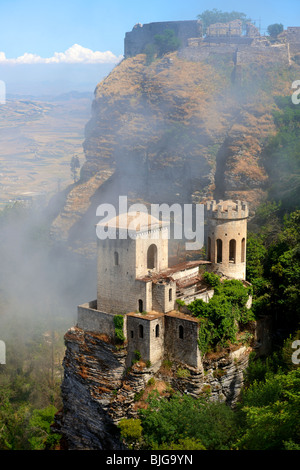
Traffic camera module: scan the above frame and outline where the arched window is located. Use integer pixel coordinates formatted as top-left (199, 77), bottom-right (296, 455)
top-left (155, 324), bottom-right (160, 338)
top-left (138, 299), bottom-right (143, 313)
top-left (241, 238), bottom-right (245, 263)
top-left (139, 324), bottom-right (144, 339)
top-left (169, 288), bottom-right (172, 302)
top-left (216, 239), bottom-right (222, 263)
top-left (229, 239), bottom-right (236, 263)
top-left (179, 325), bottom-right (184, 339)
top-left (147, 244), bottom-right (157, 269)
top-left (114, 251), bottom-right (119, 266)
top-left (207, 236), bottom-right (211, 261)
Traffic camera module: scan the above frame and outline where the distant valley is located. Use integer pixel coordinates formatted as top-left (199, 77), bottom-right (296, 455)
top-left (0, 92), bottom-right (93, 208)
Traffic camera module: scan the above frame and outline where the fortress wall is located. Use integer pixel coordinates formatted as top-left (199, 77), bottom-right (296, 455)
top-left (286, 27), bottom-right (300, 54)
top-left (126, 314), bottom-right (165, 366)
top-left (124, 20), bottom-right (202, 58)
top-left (179, 42), bottom-right (289, 65)
top-left (236, 44), bottom-right (290, 65)
top-left (77, 303), bottom-right (121, 339)
top-left (152, 281), bottom-right (176, 313)
top-left (179, 43), bottom-right (237, 62)
top-left (164, 313), bottom-right (201, 369)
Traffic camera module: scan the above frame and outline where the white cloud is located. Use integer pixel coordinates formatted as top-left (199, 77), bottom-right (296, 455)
top-left (0, 44), bottom-right (123, 65)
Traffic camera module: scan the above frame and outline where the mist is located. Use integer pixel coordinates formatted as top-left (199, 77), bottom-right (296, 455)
top-left (0, 197), bottom-right (97, 350)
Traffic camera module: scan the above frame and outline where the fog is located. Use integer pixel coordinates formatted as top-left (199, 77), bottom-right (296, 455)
top-left (0, 196), bottom-right (97, 348)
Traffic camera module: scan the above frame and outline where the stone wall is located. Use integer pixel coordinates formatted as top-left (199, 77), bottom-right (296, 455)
top-left (77, 302), bottom-right (118, 339)
top-left (179, 41), bottom-right (290, 65)
top-left (235, 43), bottom-right (290, 66)
top-left (152, 280), bottom-right (176, 313)
top-left (126, 312), bottom-right (165, 367)
top-left (206, 19), bottom-right (242, 37)
top-left (286, 27), bottom-right (300, 55)
top-left (124, 20), bottom-right (202, 58)
top-left (164, 312), bottom-right (201, 369)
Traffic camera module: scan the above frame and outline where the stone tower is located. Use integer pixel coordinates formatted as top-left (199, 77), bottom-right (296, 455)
top-left (96, 211), bottom-right (169, 314)
top-left (205, 200), bottom-right (248, 280)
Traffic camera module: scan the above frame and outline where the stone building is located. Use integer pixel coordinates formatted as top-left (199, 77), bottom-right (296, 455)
top-left (206, 199), bottom-right (248, 280)
top-left (77, 200), bottom-right (249, 369)
top-left (124, 19), bottom-right (293, 66)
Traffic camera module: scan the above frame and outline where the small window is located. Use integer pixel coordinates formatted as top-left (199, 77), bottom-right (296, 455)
top-left (229, 239), bottom-right (236, 263)
top-left (179, 325), bottom-right (184, 339)
top-left (169, 288), bottom-right (172, 302)
top-left (130, 330), bottom-right (134, 338)
top-left (139, 324), bottom-right (144, 339)
top-left (138, 299), bottom-right (143, 313)
top-left (155, 324), bottom-right (160, 338)
top-left (207, 236), bottom-right (211, 261)
top-left (216, 239), bottom-right (222, 263)
top-left (114, 251), bottom-right (119, 266)
top-left (241, 238), bottom-right (245, 263)
top-left (147, 244), bottom-right (157, 269)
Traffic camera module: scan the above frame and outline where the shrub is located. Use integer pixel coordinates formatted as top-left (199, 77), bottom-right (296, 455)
top-left (118, 418), bottom-right (143, 449)
top-left (176, 368), bottom-right (191, 378)
top-left (189, 277), bottom-right (254, 353)
top-left (154, 29), bottom-right (181, 57)
top-left (113, 315), bottom-right (125, 344)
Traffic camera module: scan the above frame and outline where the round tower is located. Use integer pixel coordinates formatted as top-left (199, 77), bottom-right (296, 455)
top-left (205, 200), bottom-right (248, 280)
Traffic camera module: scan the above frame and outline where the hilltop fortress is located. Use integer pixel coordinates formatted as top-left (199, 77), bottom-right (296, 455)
top-left (76, 200), bottom-right (251, 370)
top-left (124, 19), bottom-right (300, 65)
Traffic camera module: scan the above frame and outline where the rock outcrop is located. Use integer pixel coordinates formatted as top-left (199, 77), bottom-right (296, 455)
top-left (54, 326), bottom-right (253, 449)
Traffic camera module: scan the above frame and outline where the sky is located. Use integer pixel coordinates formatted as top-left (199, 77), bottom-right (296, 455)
top-left (0, 0), bottom-right (299, 95)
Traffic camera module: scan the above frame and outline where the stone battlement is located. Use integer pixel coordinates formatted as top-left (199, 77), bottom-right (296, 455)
top-left (124, 19), bottom-right (296, 65)
top-left (124, 20), bottom-right (202, 58)
top-left (206, 200), bottom-right (249, 220)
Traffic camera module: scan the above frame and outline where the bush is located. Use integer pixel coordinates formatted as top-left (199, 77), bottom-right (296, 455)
top-left (189, 277), bottom-right (254, 353)
top-left (113, 315), bottom-right (125, 344)
top-left (154, 29), bottom-right (181, 57)
top-left (118, 418), bottom-right (143, 449)
top-left (139, 393), bottom-right (239, 450)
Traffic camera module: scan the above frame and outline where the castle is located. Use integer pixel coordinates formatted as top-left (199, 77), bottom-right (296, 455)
top-left (124, 19), bottom-right (300, 65)
top-left (76, 199), bottom-right (250, 370)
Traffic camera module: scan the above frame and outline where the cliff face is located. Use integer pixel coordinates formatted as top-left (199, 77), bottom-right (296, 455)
top-left (55, 326), bottom-right (252, 450)
top-left (51, 50), bottom-right (297, 255)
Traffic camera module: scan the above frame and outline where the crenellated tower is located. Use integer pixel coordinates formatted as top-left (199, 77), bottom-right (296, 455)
top-left (205, 200), bottom-right (249, 280)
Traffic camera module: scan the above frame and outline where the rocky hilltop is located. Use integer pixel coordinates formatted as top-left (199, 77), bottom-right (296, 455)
top-left (51, 44), bottom-right (299, 256)
top-left (51, 22), bottom-right (299, 450)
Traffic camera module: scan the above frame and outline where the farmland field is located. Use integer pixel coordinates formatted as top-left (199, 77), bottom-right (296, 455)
top-left (0, 94), bottom-right (93, 208)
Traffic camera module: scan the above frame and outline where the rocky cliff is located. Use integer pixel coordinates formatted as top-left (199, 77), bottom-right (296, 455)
top-left (54, 326), bottom-right (253, 450)
top-left (50, 49), bottom-right (299, 257)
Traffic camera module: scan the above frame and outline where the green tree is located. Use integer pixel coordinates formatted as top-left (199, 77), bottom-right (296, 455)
top-left (236, 369), bottom-right (300, 449)
top-left (28, 405), bottom-right (60, 450)
top-left (70, 155), bottom-right (80, 183)
top-left (154, 29), bottom-right (181, 57)
top-left (197, 9), bottom-right (250, 33)
top-left (139, 392), bottom-right (238, 450)
top-left (118, 418), bottom-right (143, 449)
top-left (267, 23), bottom-right (284, 38)
top-left (188, 275), bottom-right (254, 353)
